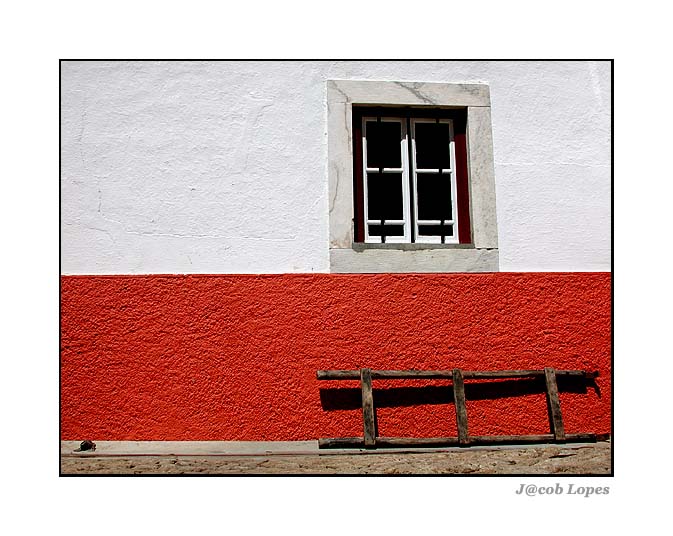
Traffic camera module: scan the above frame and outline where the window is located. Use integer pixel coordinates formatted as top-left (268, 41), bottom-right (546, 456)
top-left (353, 108), bottom-right (472, 245)
top-left (327, 80), bottom-right (498, 273)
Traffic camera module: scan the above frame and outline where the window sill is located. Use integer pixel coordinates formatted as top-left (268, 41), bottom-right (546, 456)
top-left (330, 247), bottom-right (499, 273)
top-left (352, 242), bottom-right (475, 251)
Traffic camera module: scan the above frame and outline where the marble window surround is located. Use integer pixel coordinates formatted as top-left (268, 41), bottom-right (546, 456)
top-left (327, 79), bottom-right (499, 273)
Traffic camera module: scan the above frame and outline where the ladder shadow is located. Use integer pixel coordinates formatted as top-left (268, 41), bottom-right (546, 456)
top-left (319, 376), bottom-right (600, 411)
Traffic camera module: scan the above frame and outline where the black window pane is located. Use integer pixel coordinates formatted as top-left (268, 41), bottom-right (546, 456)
top-left (415, 122), bottom-right (451, 169)
top-left (366, 121), bottom-right (402, 168)
top-left (367, 173), bottom-right (403, 221)
top-left (368, 224), bottom-right (405, 236)
top-left (416, 174), bottom-right (452, 221)
top-left (418, 224), bottom-right (454, 236)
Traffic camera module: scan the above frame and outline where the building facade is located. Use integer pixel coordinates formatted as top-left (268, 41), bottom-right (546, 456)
top-left (60, 61), bottom-right (611, 441)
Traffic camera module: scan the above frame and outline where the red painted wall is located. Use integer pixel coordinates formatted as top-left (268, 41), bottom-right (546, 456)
top-left (60, 273), bottom-right (611, 440)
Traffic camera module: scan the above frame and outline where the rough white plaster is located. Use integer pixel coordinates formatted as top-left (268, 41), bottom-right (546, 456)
top-left (61, 61), bottom-right (610, 274)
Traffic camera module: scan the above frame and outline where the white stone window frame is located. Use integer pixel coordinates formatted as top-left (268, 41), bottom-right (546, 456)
top-left (327, 80), bottom-right (499, 273)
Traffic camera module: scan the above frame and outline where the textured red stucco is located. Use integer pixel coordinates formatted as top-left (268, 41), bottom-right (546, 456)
top-left (60, 273), bottom-right (611, 440)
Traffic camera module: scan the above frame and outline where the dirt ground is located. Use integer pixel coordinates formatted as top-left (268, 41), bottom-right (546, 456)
top-left (61, 441), bottom-right (611, 475)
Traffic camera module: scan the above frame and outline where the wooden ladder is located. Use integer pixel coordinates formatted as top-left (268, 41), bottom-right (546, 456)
top-left (317, 368), bottom-right (608, 449)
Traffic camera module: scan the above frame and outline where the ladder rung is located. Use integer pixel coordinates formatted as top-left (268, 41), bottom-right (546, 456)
top-left (452, 368), bottom-right (469, 446)
top-left (360, 368), bottom-right (376, 447)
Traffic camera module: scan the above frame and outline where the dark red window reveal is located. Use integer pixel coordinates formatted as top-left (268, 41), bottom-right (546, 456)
top-left (353, 107), bottom-right (472, 245)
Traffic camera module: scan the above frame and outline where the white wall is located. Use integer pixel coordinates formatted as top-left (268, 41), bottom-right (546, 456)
top-left (61, 61), bottom-right (610, 274)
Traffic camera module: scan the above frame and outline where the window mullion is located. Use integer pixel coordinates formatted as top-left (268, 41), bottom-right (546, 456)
top-left (401, 118), bottom-right (411, 243)
top-left (411, 118), bottom-right (420, 243)
top-left (406, 116), bottom-right (416, 244)
top-left (448, 120), bottom-right (459, 243)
